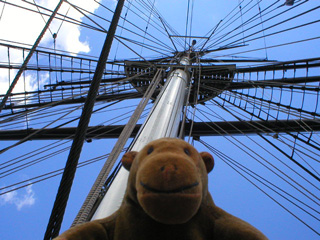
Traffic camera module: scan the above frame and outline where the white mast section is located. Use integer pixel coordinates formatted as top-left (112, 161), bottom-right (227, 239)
top-left (92, 57), bottom-right (191, 220)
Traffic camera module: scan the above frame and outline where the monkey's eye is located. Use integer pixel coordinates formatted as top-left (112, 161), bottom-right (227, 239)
top-left (147, 146), bottom-right (154, 154)
top-left (184, 148), bottom-right (191, 156)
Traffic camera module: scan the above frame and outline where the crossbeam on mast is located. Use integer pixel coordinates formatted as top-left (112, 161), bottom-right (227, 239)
top-left (1, 120), bottom-right (318, 140)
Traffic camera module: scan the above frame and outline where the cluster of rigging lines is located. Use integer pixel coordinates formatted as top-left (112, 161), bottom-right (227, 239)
top-left (0, 0), bottom-right (319, 239)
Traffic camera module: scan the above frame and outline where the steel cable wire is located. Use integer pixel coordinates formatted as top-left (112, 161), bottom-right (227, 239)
top-left (206, 98), bottom-right (320, 188)
top-left (198, 138), bottom-right (320, 220)
top-left (198, 138), bottom-right (320, 236)
top-left (214, 93), bottom-right (320, 182)
top-left (193, 108), bottom-right (320, 204)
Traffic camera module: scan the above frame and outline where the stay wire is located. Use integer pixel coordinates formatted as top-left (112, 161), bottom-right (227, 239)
top-left (0, 84), bottom-right (128, 128)
top-left (205, 0), bottom-right (265, 49)
top-left (212, 94), bottom-right (320, 162)
top-left (139, 0), bottom-right (156, 57)
top-left (185, 0), bottom-right (191, 50)
top-left (0, 147), bottom-right (70, 179)
top-left (0, 71), bottom-right (148, 166)
top-left (72, 68), bottom-right (164, 225)
top-left (198, 0), bottom-right (246, 47)
top-left (256, 0), bottom-right (268, 60)
top-left (199, 104), bottom-right (320, 190)
top-left (198, 139), bottom-right (320, 236)
top-left (204, 0), bottom-right (282, 49)
top-left (158, 17), bottom-right (179, 52)
top-left (93, 0), bottom-right (174, 52)
top-left (215, 93), bottom-right (320, 183)
top-left (225, 17), bottom-right (320, 52)
top-left (238, 0), bottom-right (246, 46)
top-left (66, 0), bottom-right (175, 55)
top-left (55, 5), bottom-right (71, 37)
top-left (32, 0), bottom-right (53, 36)
top-left (1, 91), bottom-right (104, 129)
top-left (0, 104), bottom-right (82, 154)
top-left (189, 0), bottom-right (195, 47)
top-left (0, 70), bottom-right (150, 126)
top-left (135, 0), bottom-right (184, 48)
top-left (0, 104), bottom-right (150, 179)
top-left (113, 0), bottom-right (132, 61)
top-left (0, 97), bottom-right (145, 175)
top-left (64, 0), bottom-right (108, 31)
top-left (228, 89), bottom-right (320, 119)
top-left (214, 86), bottom-right (320, 158)
top-left (262, 134), bottom-right (320, 183)
top-left (123, 0), bottom-right (176, 49)
top-left (117, 35), bottom-right (172, 56)
top-left (278, 131), bottom-right (320, 164)
top-left (205, 0), bottom-right (295, 50)
top-left (130, 0), bottom-right (169, 36)
top-left (0, 152), bottom-right (117, 196)
top-left (179, 64), bottom-right (195, 141)
top-left (194, 108), bottom-right (320, 204)
top-left (225, 110), bottom-right (320, 162)
top-left (198, 139), bottom-right (320, 220)
top-left (208, 1), bottom-right (318, 50)
top-left (0, 0), bottom-right (6, 22)
top-left (208, 98), bottom-right (320, 190)
top-left (11, 0), bottom-right (101, 32)
top-left (204, 80), bottom-right (308, 121)
top-left (226, 72), bottom-right (320, 120)
top-left (187, 53), bottom-right (201, 143)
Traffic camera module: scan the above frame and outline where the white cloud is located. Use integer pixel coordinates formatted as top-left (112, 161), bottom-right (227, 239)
top-left (0, 0), bottom-right (102, 95)
top-left (0, 184), bottom-right (36, 211)
top-left (0, 0), bottom-right (102, 53)
top-left (1, 190), bottom-right (17, 203)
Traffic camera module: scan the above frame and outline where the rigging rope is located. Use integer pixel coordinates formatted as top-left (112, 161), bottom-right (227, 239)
top-left (0, 105), bottom-right (82, 154)
top-left (185, 0), bottom-right (191, 50)
top-left (195, 107), bottom-right (320, 204)
top-left (44, 1), bottom-right (125, 238)
top-left (214, 93), bottom-right (320, 183)
top-left (0, 107), bottom-right (152, 196)
top-left (256, 0), bottom-right (268, 60)
top-left (33, 0), bottom-right (53, 36)
top-left (198, 139), bottom-right (320, 236)
top-left (208, 96), bottom-right (320, 184)
top-left (72, 68), bottom-right (163, 225)
top-left (0, 0), bottom-right (64, 113)
top-left (0, 0), bottom-right (6, 22)
top-left (212, 4), bottom-right (319, 52)
top-left (0, 102), bottom-right (151, 180)
top-left (0, 1), bottom-right (319, 239)
top-left (139, 0), bottom-right (156, 57)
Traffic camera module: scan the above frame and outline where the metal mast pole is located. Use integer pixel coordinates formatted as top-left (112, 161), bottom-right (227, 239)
top-left (91, 56), bottom-right (191, 220)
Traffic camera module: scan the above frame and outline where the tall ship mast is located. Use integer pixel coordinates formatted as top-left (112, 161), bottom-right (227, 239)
top-left (0, 1), bottom-right (319, 239)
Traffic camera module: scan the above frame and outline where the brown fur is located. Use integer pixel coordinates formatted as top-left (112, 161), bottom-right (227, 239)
top-left (55, 138), bottom-right (268, 240)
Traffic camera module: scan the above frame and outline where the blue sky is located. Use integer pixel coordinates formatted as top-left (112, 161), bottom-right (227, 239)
top-left (0, 0), bottom-right (319, 239)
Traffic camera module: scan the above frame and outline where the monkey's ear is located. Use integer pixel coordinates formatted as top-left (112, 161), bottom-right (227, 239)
top-left (200, 152), bottom-right (214, 173)
top-left (121, 151), bottom-right (138, 171)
